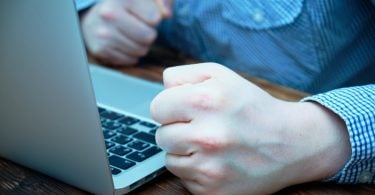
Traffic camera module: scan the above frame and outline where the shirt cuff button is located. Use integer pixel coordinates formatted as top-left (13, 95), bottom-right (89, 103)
top-left (252, 9), bottom-right (264, 23)
top-left (358, 170), bottom-right (374, 183)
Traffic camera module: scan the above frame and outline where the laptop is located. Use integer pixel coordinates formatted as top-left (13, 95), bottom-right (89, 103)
top-left (0, 0), bottom-right (166, 194)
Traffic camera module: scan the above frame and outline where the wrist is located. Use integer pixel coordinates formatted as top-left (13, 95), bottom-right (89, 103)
top-left (281, 101), bottom-right (351, 185)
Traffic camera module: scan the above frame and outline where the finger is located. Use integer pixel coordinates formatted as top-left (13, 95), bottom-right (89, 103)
top-left (156, 123), bottom-right (197, 155)
top-left (93, 24), bottom-right (149, 59)
top-left (165, 154), bottom-right (211, 192)
top-left (163, 63), bottom-right (228, 88)
top-left (88, 29), bottom-right (144, 65)
top-left (167, 154), bottom-right (227, 192)
top-left (155, 0), bottom-right (172, 18)
top-left (150, 83), bottom-right (198, 124)
top-left (99, 48), bottom-right (138, 66)
top-left (181, 179), bottom-right (207, 195)
top-left (165, 154), bottom-right (196, 179)
top-left (126, 0), bottom-right (163, 26)
top-left (119, 12), bottom-right (158, 46)
top-left (99, 4), bottom-right (157, 46)
top-left (109, 27), bottom-right (150, 57)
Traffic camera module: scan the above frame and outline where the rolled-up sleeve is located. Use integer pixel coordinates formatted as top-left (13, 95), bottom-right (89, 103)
top-left (302, 85), bottom-right (375, 183)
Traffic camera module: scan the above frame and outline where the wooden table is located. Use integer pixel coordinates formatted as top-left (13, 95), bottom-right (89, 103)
top-left (1, 47), bottom-right (374, 194)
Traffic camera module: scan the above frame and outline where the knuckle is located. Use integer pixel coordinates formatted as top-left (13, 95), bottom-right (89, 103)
top-left (148, 13), bottom-right (162, 26)
top-left (99, 5), bottom-right (116, 21)
top-left (162, 67), bottom-right (174, 78)
top-left (207, 62), bottom-right (225, 69)
top-left (162, 67), bottom-right (179, 87)
top-left (190, 85), bottom-right (230, 111)
top-left (192, 136), bottom-right (226, 152)
top-left (187, 90), bottom-right (217, 111)
top-left (204, 62), bottom-right (229, 74)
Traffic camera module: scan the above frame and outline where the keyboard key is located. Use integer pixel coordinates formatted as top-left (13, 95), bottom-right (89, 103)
top-left (105, 141), bottom-right (115, 149)
top-left (102, 121), bottom-right (122, 130)
top-left (101, 112), bottom-right (124, 120)
top-left (103, 130), bottom-right (117, 139)
top-left (98, 107), bottom-right (106, 114)
top-left (118, 116), bottom-right (140, 126)
top-left (109, 156), bottom-right (136, 170)
top-left (127, 140), bottom-right (149, 151)
top-left (133, 132), bottom-right (156, 144)
top-left (101, 117), bottom-right (108, 122)
top-left (139, 121), bottom-right (157, 128)
top-left (149, 129), bottom-right (157, 135)
top-left (143, 146), bottom-right (162, 156)
top-left (117, 126), bottom-right (138, 136)
top-left (111, 135), bottom-right (133, 145)
top-left (126, 152), bottom-right (147, 162)
top-left (111, 166), bottom-right (122, 175)
top-left (126, 146), bottom-right (162, 162)
top-left (109, 146), bottom-right (132, 156)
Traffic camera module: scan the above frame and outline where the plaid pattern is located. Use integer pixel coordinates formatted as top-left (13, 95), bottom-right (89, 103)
top-left (303, 84), bottom-right (375, 183)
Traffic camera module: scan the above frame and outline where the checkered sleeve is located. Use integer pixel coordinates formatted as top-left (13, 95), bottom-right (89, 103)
top-left (74, 0), bottom-right (97, 11)
top-left (302, 84), bottom-right (375, 183)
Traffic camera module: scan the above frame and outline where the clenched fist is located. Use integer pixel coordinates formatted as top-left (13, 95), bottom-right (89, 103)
top-left (81, 0), bottom-right (172, 65)
top-left (151, 63), bottom-right (351, 194)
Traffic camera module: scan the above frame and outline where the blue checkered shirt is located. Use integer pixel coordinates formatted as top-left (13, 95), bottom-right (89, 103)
top-left (158, 0), bottom-right (375, 94)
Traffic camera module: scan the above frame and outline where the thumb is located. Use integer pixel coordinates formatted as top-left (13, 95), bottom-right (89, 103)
top-left (163, 63), bottom-right (227, 88)
top-left (155, 0), bottom-right (173, 18)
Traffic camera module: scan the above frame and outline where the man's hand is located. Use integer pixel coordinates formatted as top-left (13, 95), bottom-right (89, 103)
top-left (151, 63), bottom-right (351, 194)
top-left (80, 0), bottom-right (172, 66)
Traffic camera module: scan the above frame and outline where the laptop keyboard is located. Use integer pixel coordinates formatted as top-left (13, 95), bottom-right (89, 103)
top-left (98, 107), bottom-right (162, 175)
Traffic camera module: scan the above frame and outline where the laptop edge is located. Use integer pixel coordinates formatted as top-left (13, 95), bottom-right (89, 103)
top-left (0, 0), bottom-right (165, 194)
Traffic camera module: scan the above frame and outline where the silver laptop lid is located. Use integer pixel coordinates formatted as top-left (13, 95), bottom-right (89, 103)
top-left (0, 1), bottom-right (113, 194)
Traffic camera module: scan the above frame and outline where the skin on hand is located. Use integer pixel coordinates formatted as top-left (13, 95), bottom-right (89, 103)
top-left (80, 0), bottom-right (172, 66)
top-left (150, 63), bottom-right (351, 195)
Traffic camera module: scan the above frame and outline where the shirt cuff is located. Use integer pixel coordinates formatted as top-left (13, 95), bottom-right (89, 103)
top-left (74, 0), bottom-right (97, 11)
top-left (301, 84), bottom-right (375, 184)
